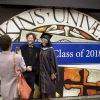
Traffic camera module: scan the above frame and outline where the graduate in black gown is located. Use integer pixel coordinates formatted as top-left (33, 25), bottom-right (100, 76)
top-left (39, 33), bottom-right (58, 100)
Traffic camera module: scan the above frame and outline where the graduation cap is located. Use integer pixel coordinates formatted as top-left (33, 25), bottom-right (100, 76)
top-left (40, 32), bottom-right (52, 40)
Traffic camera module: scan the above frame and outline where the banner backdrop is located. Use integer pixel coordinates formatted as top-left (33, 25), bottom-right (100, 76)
top-left (12, 42), bottom-right (100, 64)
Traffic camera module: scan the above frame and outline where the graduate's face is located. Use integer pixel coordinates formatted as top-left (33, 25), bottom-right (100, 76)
top-left (27, 35), bottom-right (35, 45)
top-left (41, 38), bottom-right (48, 46)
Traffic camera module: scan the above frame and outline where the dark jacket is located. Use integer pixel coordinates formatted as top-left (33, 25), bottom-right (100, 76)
top-left (20, 44), bottom-right (40, 75)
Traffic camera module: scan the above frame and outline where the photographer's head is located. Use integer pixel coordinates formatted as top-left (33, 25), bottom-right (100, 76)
top-left (0, 35), bottom-right (12, 51)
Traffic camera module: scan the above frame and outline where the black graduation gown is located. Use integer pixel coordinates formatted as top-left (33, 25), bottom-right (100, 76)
top-left (39, 47), bottom-right (58, 95)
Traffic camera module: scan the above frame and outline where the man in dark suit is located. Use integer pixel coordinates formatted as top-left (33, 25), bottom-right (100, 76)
top-left (17, 33), bottom-right (40, 100)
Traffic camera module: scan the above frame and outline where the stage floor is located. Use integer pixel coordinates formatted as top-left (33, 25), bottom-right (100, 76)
top-left (0, 95), bottom-right (100, 100)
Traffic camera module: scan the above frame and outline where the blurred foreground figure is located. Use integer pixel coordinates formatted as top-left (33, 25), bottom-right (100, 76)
top-left (0, 35), bottom-right (26, 100)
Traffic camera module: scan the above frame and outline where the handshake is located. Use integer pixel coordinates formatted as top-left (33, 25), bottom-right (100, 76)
top-left (26, 66), bottom-right (32, 72)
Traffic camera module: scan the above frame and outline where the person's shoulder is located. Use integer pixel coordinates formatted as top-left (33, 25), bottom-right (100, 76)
top-left (15, 53), bottom-right (22, 59)
top-left (49, 47), bottom-right (55, 53)
top-left (49, 47), bottom-right (54, 50)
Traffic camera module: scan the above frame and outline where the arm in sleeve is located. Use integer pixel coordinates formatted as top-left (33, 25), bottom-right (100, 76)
top-left (18, 55), bottom-right (26, 72)
top-left (50, 48), bottom-right (58, 74)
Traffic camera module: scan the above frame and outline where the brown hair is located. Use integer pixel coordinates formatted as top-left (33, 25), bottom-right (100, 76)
top-left (0, 35), bottom-right (12, 51)
top-left (26, 33), bottom-right (36, 40)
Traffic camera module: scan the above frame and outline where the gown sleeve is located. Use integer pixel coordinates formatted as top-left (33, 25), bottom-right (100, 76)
top-left (50, 48), bottom-right (58, 74)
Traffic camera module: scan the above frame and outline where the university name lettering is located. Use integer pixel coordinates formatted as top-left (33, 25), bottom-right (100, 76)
top-left (2, 8), bottom-right (99, 40)
top-left (18, 8), bottom-right (100, 40)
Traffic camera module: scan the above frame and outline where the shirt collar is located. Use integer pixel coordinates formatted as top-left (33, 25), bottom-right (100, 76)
top-left (28, 45), bottom-right (33, 48)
